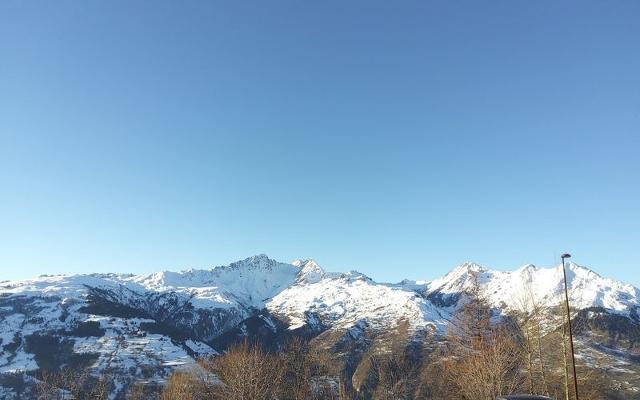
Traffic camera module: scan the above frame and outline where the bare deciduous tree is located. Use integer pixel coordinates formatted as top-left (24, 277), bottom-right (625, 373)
top-left (512, 279), bottom-right (552, 396)
top-left (197, 341), bottom-right (284, 400)
top-left (443, 273), bottom-right (524, 400)
top-left (36, 368), bottom-right (110, 400)
top-left (281, 337), bottom-right (340, 400)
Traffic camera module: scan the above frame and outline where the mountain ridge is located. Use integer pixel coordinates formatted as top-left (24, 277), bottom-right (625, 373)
top-left (3, 254), bottom-right (638, 320)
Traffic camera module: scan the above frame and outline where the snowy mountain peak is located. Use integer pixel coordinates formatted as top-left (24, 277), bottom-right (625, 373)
top-left (292, 258), bottom-right (320, 270)
top-left (512, 264), bottom-right (539, 280)
top-left (291, 258), bottom-right (308, 267)
top-left (564, 261), bottom-right (600, 278)
top-left (226, 254), bottom-right (281, 271)
top-left (426, 262), bottom-right (490, 294)
top-left (425, 260), bottom-right (640, 318)
top-left (452, 261), bottom-right (487, 274)
top-left (517, 263), bottom-right (538, 271)
top-left (292, 259), bottom-right (325, 284)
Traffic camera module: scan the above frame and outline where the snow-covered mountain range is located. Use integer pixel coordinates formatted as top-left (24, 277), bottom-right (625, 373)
top-left (1, 254), bottom-right (639, 398)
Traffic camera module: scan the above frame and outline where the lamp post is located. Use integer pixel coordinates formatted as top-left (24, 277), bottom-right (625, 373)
top-left (561, 253), bottom-right (579, 400)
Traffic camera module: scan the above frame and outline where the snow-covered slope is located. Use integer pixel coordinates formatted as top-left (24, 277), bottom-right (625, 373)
top-left (130, 254), bottom-right (301, 309)
top-left (0, 254), bottom-right (299, 310)
top-left (268, 270), bottom-right (447, 331)
top-left (424, 261), bottom-right (640, 318)
top-left (0, 255), bottom-right (306, 396)
top-left (1, 254), bottom-right (638, 398)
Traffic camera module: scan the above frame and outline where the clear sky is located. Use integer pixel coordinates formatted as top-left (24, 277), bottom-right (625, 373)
top-left (1, 1), bottom-right (639, 286)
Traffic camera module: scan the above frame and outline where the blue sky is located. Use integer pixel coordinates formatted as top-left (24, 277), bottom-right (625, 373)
top-left (1, 1), bottom-right (639, 286)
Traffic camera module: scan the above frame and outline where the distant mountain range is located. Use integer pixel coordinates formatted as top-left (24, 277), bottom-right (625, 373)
top-left (1, 254), bottom-right (639, 398)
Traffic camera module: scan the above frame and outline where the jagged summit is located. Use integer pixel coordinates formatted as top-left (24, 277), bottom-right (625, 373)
top-left (453, 261), bottom-right (487, 273)
top-left (426, 261), bottom-right (491, 295)
top-left (292, 259), bottom-right (326, 284)
top-left (224, 253), bottom-right (286, 271)
top-left (291, 258), bottom-right (315, 267)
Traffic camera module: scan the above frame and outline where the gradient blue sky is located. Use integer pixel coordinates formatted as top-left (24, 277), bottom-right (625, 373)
top-left (1, 1), bottom-right (639, 286)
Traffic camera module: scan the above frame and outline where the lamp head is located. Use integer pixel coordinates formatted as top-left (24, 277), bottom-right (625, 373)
top-left (561, 253), bottom-right (571, 259)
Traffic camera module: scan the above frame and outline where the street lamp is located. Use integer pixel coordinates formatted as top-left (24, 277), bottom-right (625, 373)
top-left (561, 253), bottom-right (579, 400)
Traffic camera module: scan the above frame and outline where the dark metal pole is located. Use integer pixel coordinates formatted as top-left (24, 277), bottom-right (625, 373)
top-left (561, 253), bottom-right (580, 400)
